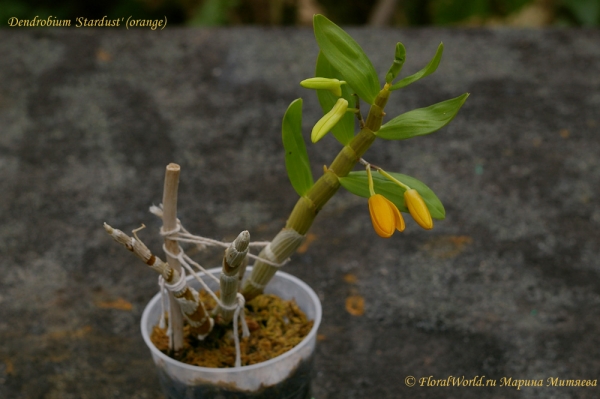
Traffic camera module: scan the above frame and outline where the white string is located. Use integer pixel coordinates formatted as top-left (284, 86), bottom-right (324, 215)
top-left (157, 267), bottom-right (187, 348)
top-left (158, 277), bottom-right (167, 329)
top-left (160, 223), bottom-right (181, 237)
top-left (150, 204), bottom-right (280, 367)
top-left (233, 293), bottom-right (250, 368)
top-left (150, 205), bottom-right (289, 268)
top-left (161, 243), bottom-right (250, 368)
top-left (163, 267), bottom-right (187, 293)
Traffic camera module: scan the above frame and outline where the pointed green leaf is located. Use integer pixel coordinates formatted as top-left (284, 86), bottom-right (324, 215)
top-left (315, 51), bottom-right (355, 145)
top-left (282, 99), bottom-right (313, 196)
top-left (339, 171), bottom-right (445, 220)
top-left (377, 93), bottom-right (469, 140)
top-left (390, 43), bottom-right (444, 90)
top-left (313, 14), bottom-right (380, 104)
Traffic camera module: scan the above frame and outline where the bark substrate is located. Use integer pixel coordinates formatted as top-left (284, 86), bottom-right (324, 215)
top-left (151, 292), bottom-right (314, 367)
top-left (151, 292), bottom-right (315, 398)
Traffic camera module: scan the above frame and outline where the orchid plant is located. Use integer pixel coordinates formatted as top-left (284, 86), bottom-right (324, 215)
top-left (106, 14), bottom-right (468, 356)
top-left (240, 14), bottom-right (468, 299)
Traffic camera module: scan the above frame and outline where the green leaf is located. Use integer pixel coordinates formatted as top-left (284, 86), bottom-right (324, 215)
top-left (377, 93), bottom-right (469, 140)
top-left (339, 171), bottom-right (445, 220)
top-left (390, 43), bottom-right (444, 90)
top-left (313, 14), bottom-right (380, 104)
top-left (315, 51), bottom-right (355, 145)
top-left (282, 99), bottom-right (313, 196)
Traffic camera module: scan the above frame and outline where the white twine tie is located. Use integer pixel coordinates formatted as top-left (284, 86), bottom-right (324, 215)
top-left (150, 204), bottom-right (289, 368)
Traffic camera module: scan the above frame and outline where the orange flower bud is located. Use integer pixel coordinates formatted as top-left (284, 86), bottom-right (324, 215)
top-left (404, 189), bottom-right (433, 230)
top-left (368, 194), bottom-right (405, 238)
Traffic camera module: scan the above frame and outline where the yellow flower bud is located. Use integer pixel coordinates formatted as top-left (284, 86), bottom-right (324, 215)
top-left (368, 194), bottom-right (405, 238)
top-left (300, 77), bottom-right (346, 97)
top-left (404, 189), bottom-right (433, 230)
top-left (311, 98), bottom-right (348, 143)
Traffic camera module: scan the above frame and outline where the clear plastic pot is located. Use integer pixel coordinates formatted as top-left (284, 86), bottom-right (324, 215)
top-left (140, 267), bottom-right (322, 399)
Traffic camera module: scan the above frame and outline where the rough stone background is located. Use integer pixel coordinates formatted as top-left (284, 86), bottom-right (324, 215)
top-left (1, 26), bottom-right (599, 399)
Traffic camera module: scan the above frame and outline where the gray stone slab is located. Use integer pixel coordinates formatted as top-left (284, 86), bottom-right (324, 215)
top-left (1, 26), bottom-right (599, 398)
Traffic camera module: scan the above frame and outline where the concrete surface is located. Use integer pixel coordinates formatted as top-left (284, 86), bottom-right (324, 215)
top-left (1, 26), bottom-right (599, 399)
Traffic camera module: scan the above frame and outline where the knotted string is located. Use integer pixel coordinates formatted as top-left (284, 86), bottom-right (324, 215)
top-left (151, 205), bottom-right (272, 367)
top-left (150, 205), bottom-right (290, 268)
